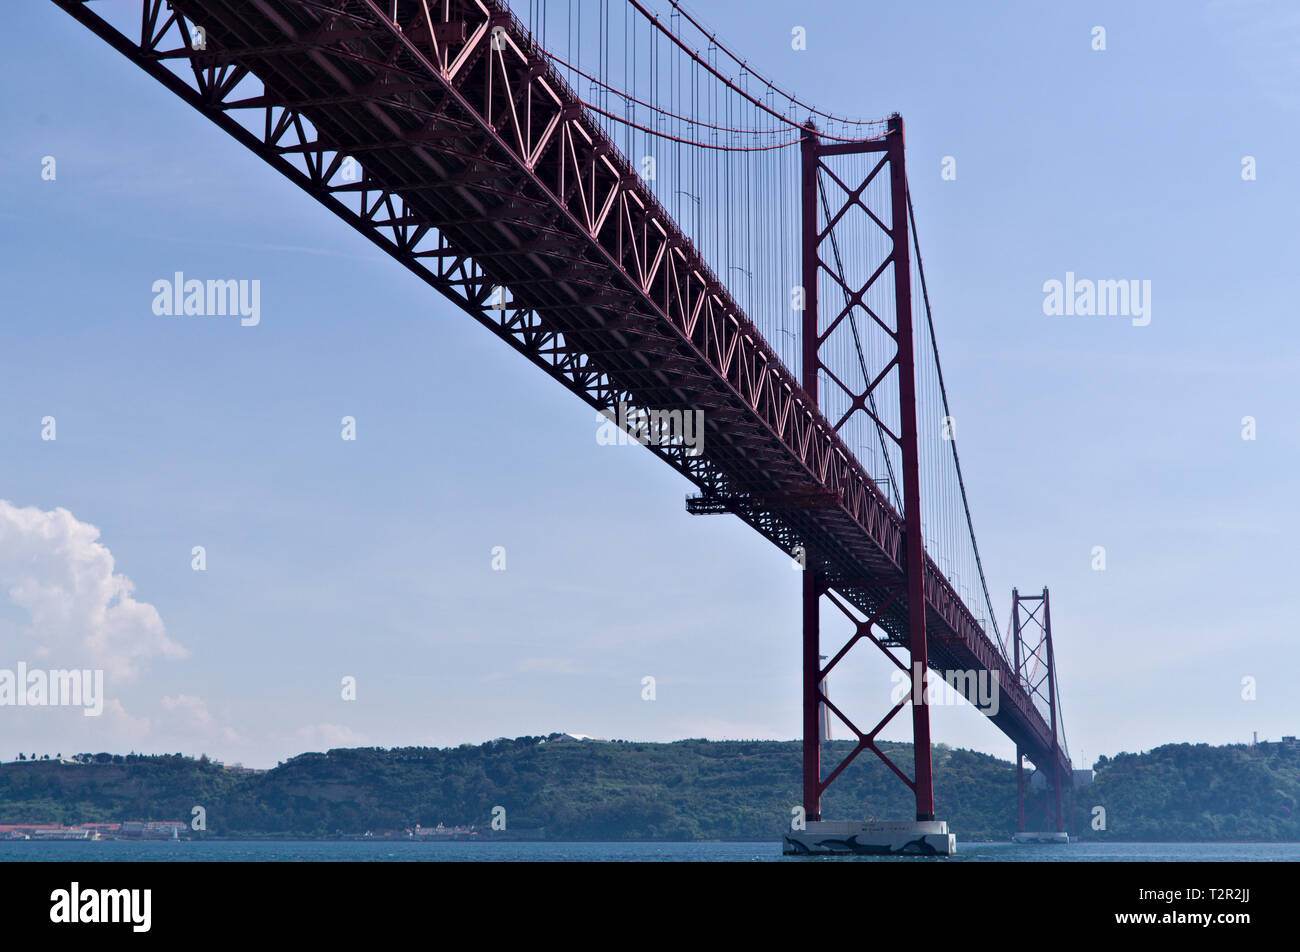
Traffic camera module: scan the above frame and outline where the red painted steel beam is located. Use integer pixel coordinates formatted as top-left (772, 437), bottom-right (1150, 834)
top-left (50, 0), bottom-right (1069, 783)
top-left (885, 115), bottom-right (936, 821)
top-left (799, 124), bottom-right (822, 820)
top-left (802, 570), bottom-right (822, 821)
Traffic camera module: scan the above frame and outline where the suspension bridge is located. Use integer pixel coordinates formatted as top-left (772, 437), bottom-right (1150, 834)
top-left (52, 0), bottom-right (1073, 855)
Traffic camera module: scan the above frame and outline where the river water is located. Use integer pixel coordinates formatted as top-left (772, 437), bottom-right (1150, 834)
top-left (2, 841), bottom-right (1297, 862)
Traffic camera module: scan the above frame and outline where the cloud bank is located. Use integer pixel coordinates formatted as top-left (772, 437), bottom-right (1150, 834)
top-left (0, 499), bottom-right (186, 679)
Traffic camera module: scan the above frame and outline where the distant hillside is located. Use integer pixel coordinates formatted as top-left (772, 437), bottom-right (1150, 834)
top-left (1087, 743), bottom-right (1300, 840)
top-left (2, 738), bottom-right (1297, 841)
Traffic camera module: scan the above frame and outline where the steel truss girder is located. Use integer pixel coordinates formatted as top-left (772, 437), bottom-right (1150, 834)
top-left (53, 0), bottom-right (915, 615)
top-left (53, 0), bottom-right (1065, 780)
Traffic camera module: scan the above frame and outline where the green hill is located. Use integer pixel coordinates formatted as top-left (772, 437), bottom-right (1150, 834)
top-left (2, 739), bottom-right (1297, 841)
top-left (1086, 743), bottom-right (1300, 840)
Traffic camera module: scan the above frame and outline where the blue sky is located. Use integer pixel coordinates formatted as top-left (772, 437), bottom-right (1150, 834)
top-left (1, 0), bottom-right (1298, 776)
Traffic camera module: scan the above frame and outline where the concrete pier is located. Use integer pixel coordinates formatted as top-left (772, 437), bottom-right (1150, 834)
top-left (783, 820), bottom-right (956, 856)
top-left (1011, 831), bottom-right (1070, 844)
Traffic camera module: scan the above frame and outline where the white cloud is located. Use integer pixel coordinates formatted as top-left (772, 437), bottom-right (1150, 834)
top-left (296, 723), bottom-right (368, 750)
top-left (99, 698), bottom-right (153, 740)
top-left (0, 499), bottom-right (186, 679)
top-left (161, 694), bottom-right (244, 745)
top-left (161, 693), bottom-right (215, 728)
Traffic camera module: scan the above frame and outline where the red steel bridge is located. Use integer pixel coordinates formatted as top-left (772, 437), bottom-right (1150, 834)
top-left (52, 0), bottom-right (1073, 846)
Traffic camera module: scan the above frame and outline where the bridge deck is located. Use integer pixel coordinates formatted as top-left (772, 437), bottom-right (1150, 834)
top-left (57, 0), bottom-right (1068, 779)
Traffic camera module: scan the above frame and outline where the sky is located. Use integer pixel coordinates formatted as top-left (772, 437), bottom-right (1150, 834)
top-left (1, 0), bottom-right (1298, 774)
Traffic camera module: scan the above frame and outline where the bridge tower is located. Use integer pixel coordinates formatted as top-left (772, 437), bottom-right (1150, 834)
top-left (1010, 587), bottom-right (1071, 844)
top-left (784, 115), bottom-right (952, 856)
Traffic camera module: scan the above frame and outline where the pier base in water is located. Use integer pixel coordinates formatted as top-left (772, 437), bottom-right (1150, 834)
top-left (783, 820), bottom-right (955, 856)
top-left (1012, 831), bottom-right (1070, 844)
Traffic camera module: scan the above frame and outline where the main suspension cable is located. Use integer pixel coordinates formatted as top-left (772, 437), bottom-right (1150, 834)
top-left (667, 0), bottom-right (886, 131)
top-left (624, 0), bottom-right (888, 144)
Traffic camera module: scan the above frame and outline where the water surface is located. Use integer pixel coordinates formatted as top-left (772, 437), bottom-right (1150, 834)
top-left (2, 840), bottom-right (1296, 862)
